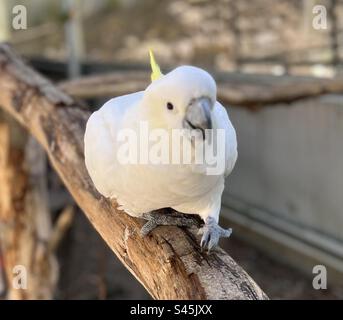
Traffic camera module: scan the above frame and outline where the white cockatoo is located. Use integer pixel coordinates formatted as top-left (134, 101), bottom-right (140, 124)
top-left (84, 51), bottom-right (237, 250)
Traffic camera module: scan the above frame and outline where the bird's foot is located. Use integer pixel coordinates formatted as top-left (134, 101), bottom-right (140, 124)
top-left (198, 217), bottom-right (232, 252)
top-left (140, 210), bottom-right (197, 236)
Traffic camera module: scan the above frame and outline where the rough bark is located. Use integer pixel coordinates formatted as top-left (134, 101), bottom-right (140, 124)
top-left (58, 69), bottom-right (343, 108)
top-left (0, 114), bottom-right (58, 299)
top-left (0, 43), bottom-right (268, 300)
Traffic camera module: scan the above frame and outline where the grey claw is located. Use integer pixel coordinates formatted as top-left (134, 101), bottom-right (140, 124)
top-left (140, 220), bottom-right (158, 237)
top-left (200, 231), bottom-right (210, 248)
top-left (222, 228), bottom-right (232, 238)
top-left (207, 233), bottom-right (219, 252)
top-left (199, 218), bottom-right (232, 252)
top-left (140, 210), bottom-right (197, 237)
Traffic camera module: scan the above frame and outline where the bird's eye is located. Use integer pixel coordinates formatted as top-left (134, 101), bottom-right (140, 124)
top-left (166, 102), bottom-right (174, 110)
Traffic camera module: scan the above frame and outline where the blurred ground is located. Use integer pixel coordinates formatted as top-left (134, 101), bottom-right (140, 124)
top-left (225, 235), bottom-right (343, 299)
top-left (56, 209), bottom-right (149, 300)
top-left (56, 208), bottom-right (342, 300)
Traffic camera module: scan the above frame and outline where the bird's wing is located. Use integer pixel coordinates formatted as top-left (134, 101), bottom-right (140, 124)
top-left (212, 101), bottom-right (238, 177)
top-left (84, 92), bottom-right (143, 198)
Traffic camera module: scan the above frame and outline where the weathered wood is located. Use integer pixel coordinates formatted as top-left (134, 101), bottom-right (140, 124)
top-left (0, 114), bottom-right (58, 299)
top-left (48, 205), bottom-right (75, 253)
top-left (58, 69), bottom-right (343, 108)
top-left (63, 0), bottom-right (85, 78)
top-left (0, 43), bottom-right (268, 300)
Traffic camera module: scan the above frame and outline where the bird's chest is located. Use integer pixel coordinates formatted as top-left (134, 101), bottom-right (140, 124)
top-left (116, 163), bottom-right (217, 211)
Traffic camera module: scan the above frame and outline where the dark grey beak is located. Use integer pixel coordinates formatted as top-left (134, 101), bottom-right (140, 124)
top-left (183, 97), bottom-right (212, 138)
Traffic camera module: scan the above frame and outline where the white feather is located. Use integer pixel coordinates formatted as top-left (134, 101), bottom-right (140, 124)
top-left (84, 66), bottom-right (237, 221)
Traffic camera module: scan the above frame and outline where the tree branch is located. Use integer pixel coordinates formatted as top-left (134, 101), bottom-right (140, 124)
top-left (0, 114), bottom-right (58, 299)
top-left (58, 69), bottom-right (343, 108)
top-left (0, 43), bottom-right (268, 300)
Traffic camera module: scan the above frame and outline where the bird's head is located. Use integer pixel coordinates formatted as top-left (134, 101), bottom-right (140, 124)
top-left (142, 51), bottom-right (216, 136)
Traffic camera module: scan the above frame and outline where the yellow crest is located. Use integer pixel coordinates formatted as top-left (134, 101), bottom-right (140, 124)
top-left (149, 49), bottom-right (163, 82)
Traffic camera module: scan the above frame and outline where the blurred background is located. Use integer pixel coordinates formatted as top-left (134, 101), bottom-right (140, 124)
top-left (0, 0), bottom-right (342, 299)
